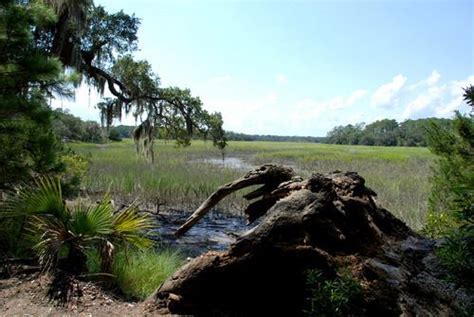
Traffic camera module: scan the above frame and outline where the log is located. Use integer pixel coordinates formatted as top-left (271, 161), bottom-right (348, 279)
top-left (147, 167), bottom-right (473, 316)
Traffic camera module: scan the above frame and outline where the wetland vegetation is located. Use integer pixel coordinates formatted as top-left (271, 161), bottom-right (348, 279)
top-left (73, 140), bottom-right (433, 230)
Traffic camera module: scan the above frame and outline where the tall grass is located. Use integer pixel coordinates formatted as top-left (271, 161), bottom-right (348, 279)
top-left (87, 248), bottom-right (184, 300)
top-left (73, 141), bottom-right (244, 211)
top-left (72, 140), bottom-right (433, 229)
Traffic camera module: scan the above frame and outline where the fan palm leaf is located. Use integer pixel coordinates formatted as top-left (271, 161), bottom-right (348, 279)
top-left (111, 204), bottom-right (154, 249)
top-left (69, 198), bottom-right (114, 237)
top-left (2, 177), bottom-right (67, 221)
top-left (29, 214), bottom-right (71, 271)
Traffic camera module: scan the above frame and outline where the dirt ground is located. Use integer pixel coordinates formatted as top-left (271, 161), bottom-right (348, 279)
top-left (0, 273), bottom-right (148, 316)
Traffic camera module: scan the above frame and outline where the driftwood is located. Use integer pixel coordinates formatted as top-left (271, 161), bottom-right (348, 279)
top-left (175, 164), bottom-right (295, 236)
top-left (146, 165), bottom-right (473, 316)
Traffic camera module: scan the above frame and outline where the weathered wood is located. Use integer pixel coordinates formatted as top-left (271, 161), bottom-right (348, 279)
top-left (148, 167), bottom-right (473, 316)
top-left (175, 164), bottom-right (294, 237)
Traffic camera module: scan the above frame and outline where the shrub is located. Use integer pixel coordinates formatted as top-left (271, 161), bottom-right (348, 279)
top-left (1, 177), bottom-right (154, 274)
top-left (59, 151), bottom-right (89, 198)
top-left (304, 268), bottom-right (363, 317)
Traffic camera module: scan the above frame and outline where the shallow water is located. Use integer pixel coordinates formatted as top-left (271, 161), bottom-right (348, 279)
top-left (193, 157), bottom-right (254, 170)
top-left (153, 211), bottom-right (250, 257)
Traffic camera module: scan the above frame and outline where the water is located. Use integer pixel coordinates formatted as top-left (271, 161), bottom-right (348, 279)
top-left (153, 211), bottom-right (250, 257)
top-left (193, 157), bottom-right (254, 170)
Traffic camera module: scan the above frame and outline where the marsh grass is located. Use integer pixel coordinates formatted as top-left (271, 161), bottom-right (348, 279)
top-left (72, 140), bottom-right (433, 229)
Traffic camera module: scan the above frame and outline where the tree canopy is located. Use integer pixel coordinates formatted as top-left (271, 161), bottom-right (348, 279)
top-left (39, 0), bottom-right (227, 162)
top-left (326, 118), bottom-right (453, 147)
top-left (1, 0), bottom-right (227, 188)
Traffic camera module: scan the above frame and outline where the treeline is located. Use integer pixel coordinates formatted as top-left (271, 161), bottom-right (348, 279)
top-left (52, 109), bottom-right (135, 142)
top-left (326, 118), bottom-right (452, 147)
top-left (53, 109), bottom-right (104, 142)
top-left (54, 111), bottom-right (455, 148)
top-left (225, 131), bottom-right (326, 143)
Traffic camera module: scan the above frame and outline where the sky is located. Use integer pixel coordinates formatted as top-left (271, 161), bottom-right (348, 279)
top-left (55, 0), bottom-right (474, 137)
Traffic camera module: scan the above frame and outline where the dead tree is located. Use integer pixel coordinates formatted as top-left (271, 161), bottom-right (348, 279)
top-left (145, 165), bottom-right (473, 316)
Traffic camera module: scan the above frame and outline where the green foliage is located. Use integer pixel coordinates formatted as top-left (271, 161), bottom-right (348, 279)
top-left (87, 248), bottom-right (184, 300)
top-left (0, 0), bottom-right (70, 189)
top-left (424, 86), bottom-right (474, 287)
top-left (108, 128), bottom-right (122, 141)
top-left (304, 269), bottom-right (363, 317)
top-left (327, 123), bottom-right (365, 145)
top-left (423, 211), bottom-right (458, 238)
top-left (0, 1), bottom-right (228, 214)
top-left (225, 131), bottom-right (326, 143)
top-left (52, 108), bottom-right (86, 140)
top-left (1, 177), bottom-right (154, 274)
top-left (59, 151), bottom-right (89, 197)
top-left (208, 112), bottom-right (228, 160)
top-left (81, 5), bottom-right (139, 68)
top-left (112, 125), bottom-right (135, 138)
top-left (52, 108), bottom-right (106, 143)
top-left (436, 231), bottom-right (474, 287)
top-left (326, 118), bottom-right (452, 147)
top-left (83, 120), bottom-right (104, 143)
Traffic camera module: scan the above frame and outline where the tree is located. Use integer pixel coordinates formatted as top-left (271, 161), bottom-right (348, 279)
top-left (108, 128), bottom-right (122, 141)
top-left (0, 0), bottom-right (74, 189)
top-left (83, 120), bottom-right (103, 143)
top-left (363, 119), bottom-right (399, 146)
top-left (424, 85), bottom-right (474, 287)
top-left (37, 2), bottom-right (227, 160)
top-left (2, 0), bottom-right (226, 184)
top-left (52, 108), bottom-right (85, 140)
top-left (327, 124), bottom-right (364, 145)
top-left (208, 112), bottom-right (228, 160)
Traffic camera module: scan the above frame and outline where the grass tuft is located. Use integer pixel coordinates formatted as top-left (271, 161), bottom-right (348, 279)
top-left (87, 248), bottom-right (184, 300)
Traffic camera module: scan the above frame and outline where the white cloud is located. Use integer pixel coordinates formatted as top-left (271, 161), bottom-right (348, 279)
top-left (401, 74), bottom-right (474, 120)
top-left (288, 89), bottom-right (369, 131)
top-left (409, 70), bottom-right (441, 90)
top-left (371, 74), bottom-right (407, 107)
top-left (402, 85), bottom-right (445, 119)
top-left (426, 70), bottom-right (441, 86)
top-left (276, 74), bottom-right (288, 85)
top-left (435, 96), bottom-right (464, 117)
top-left (346, 89), bottom-right (368, 107)
top-left (318, 89), bottom-right (368, 111)
top-left (449, 75), bottom-right (474, 96)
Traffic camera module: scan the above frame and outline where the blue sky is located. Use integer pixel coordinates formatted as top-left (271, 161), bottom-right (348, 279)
top-left (57, 0), bottom-right (474, 136)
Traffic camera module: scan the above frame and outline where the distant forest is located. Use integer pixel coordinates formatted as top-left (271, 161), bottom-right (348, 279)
top-left (53, 108), bottom-right (452, 147)
top-left (325, 118), bottom-right (452, 147)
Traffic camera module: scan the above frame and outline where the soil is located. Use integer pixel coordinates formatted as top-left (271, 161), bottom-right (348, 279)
top-left (0, 272), bottom-right (146, 316)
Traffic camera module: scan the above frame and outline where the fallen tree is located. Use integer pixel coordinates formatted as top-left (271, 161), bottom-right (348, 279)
top-left (145, 165), bottom-right (473, 316)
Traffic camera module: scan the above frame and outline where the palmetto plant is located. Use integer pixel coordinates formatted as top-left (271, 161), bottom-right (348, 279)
top-left (2, 177), bottom-right (154, 274)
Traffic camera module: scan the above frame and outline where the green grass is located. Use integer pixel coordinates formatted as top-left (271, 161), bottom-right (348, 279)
top-left (72, 140), bottom-right (433, 229)
top-left (87, 248), bottom-right (184, 300)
